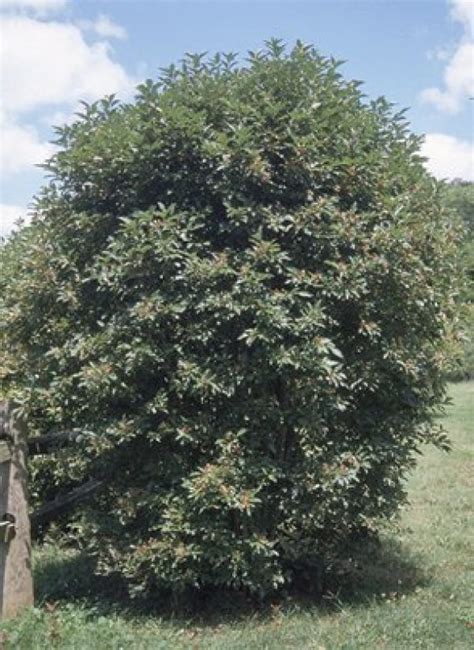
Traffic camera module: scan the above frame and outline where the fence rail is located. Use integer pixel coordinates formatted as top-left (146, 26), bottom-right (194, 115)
top-left (0, 401), bottom-right (110, 619)
top-left (31, 479), bottom-right (103, 533)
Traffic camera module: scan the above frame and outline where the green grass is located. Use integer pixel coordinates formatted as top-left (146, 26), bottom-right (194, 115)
top-left (1, 382), bottom-right (473, 649)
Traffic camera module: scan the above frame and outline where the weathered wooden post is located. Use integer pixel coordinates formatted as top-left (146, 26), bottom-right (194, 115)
top-left (0, 401), bottom-right (34, 620)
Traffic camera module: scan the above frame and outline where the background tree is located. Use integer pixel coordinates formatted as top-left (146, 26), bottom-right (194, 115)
top-left (441, 180), bottom-right (473, 379)
top-left (443, 180), bottom-right (473, 235)
top-left (0, 41), bottom-right (462, 597)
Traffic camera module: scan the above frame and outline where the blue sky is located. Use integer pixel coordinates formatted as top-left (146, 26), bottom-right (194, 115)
top-left (1, 0), bottom-right (473, 236)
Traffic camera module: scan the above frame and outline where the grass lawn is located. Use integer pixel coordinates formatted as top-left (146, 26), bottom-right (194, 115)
top-left (1, 382), bottom-right (472, 649)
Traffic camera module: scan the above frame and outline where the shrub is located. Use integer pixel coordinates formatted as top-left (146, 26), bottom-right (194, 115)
top-left (0, 41), bottom-right (462, 597)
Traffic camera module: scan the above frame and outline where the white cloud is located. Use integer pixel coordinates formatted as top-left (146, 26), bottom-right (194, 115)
top-left (80, 14), bottom-right (127, 40)
top-left (421, 0), bottom-right (474, 113)
top-left (0, 204), bottom-right (29, 238)
top-left (1, 16), bottom-right (133, 114)
top-left (0, 113), bottom-right (55, 173)
top-left (0, 11), bottom-right (132, 180)
top-left (0, 0), bottom-right (67, 12)
top-left (426, 46), bottom-right (451, 62)
top-left (421, 42), bottom-right (474, 112)
top-left (450, 0), bottom-right (474, 37)
top-left (421, 133), bottom-right (474, 181)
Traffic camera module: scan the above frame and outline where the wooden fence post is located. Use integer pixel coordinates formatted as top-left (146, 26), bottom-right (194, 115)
top-left (0, 401), bottom-right (34, 620)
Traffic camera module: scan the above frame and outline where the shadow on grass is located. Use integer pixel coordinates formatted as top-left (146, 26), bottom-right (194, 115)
top-left (33, 535), bottom-right (430, 627)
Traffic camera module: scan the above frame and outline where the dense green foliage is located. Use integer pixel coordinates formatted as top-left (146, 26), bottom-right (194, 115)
top-left (0, 41), bottom-right (462, 597)
top-left (443, 180), bottom-right (473, 235)
top-left (442, 181), bottom-right (473, 379)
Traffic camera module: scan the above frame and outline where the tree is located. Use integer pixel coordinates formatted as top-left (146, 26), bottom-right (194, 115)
top-left (0, 41), bottom-right (462, 597)
top-left (442, 181), bottom-right (473, 379)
